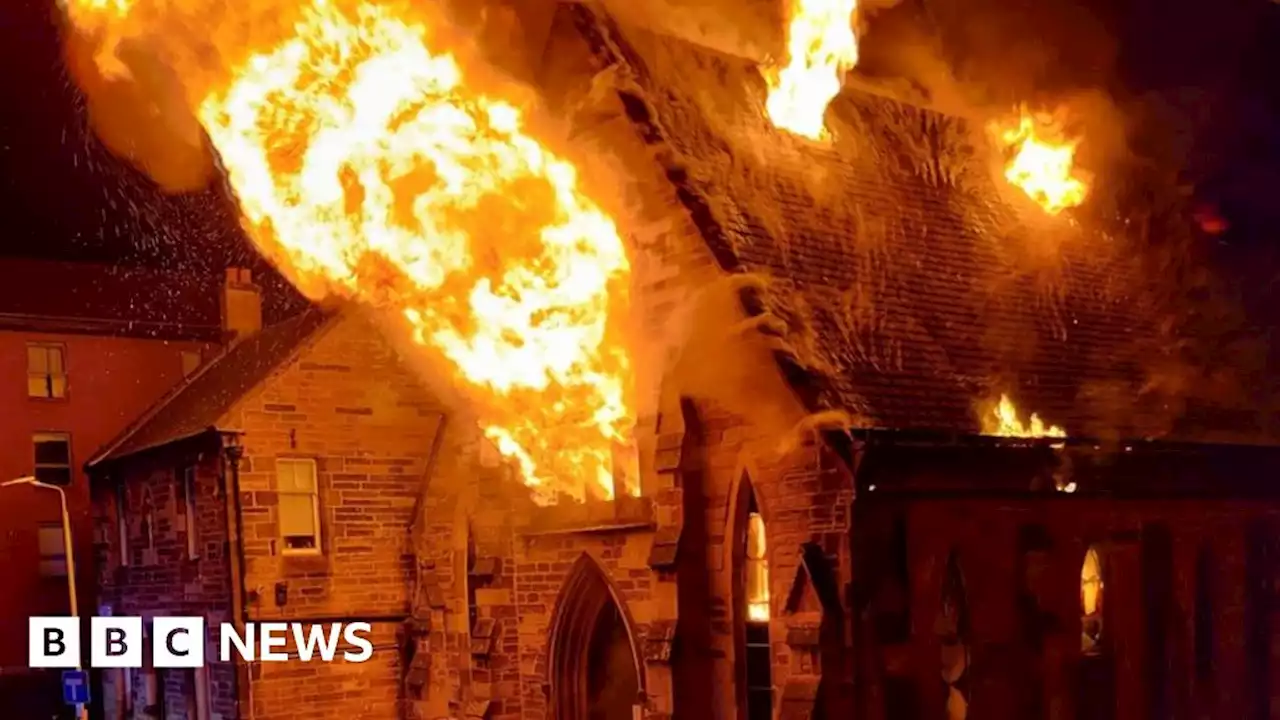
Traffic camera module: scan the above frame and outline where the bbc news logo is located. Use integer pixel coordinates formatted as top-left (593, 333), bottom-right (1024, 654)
top-left (30, 617), bottom-right (374, 668)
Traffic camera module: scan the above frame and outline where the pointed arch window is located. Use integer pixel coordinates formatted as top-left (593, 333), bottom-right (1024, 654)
top-left (1081, 545), bottom-right (1105, 655)
top-left (466, 527), bottom-right (479, 632)
top-left (739, 489), bottom-right (773, 720)
top-left (1194, 545), bottom-right (1214, 681)
top-left (746, 510), bottom-right (770, 623)
top-left (938, 550), bottom-right (970, 720)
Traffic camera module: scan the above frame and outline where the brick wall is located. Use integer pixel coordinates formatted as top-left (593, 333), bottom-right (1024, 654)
top-left (249, 622), bottom-right (403, 720)
top-left (93, 454), bottom-right (238, 720)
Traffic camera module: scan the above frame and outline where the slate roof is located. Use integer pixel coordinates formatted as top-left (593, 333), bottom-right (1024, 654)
top-left (88, 309), bottom-right (335, 467)
top-left (0, 257), bottom-right (222, 339)
top-left (569, 5), bottom-right (1166, 438)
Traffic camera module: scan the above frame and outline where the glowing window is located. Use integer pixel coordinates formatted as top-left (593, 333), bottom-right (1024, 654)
top-left (1081, 545), bottom-right (1104, 654)
top-left (746, 512), bottom-right (770, 623)
top-left (277, 458), bottom-right (321, 553)
top-left (27, 343), bottom-right (66, 399)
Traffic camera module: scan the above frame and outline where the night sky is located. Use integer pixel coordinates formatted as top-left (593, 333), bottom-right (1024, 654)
top-left (0, 0), bottom-right (1277, 301)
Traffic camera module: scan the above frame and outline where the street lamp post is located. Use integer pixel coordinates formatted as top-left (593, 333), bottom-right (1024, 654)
top-left (3, 476), bottom-right (88, 720)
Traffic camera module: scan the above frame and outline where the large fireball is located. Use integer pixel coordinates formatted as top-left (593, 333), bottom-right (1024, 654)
top-left (63, 0), bottom-right (636, 504)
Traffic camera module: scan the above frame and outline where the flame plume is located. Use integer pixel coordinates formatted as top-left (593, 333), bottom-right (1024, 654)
top-left (63, 0), bottom-right (636, 504)
top-left (993, 107), bottom-right (1088, 215)
top-left (982, 394), bottom-right (1066, 439)
top-left (765, 0), bottom-right (859, 139)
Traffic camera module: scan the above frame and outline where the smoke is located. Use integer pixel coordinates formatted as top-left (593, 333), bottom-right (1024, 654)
top-left (61, 23), bottom-right (214, 192)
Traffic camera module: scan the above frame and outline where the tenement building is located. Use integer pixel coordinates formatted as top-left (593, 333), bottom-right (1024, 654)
top-left (87, 3), bottom-right (1280, 720)
top-left (0, 258), bottom-right (223, 717)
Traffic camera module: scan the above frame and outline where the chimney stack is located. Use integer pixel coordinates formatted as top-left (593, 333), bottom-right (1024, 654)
top-left (221, 267), bottom-right (262, 342)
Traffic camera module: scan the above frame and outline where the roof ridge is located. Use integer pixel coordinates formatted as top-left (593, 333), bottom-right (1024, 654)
top-left (568, 4), bottom-right (745, 276)
top-left (86, 307), bottom-right (336, 468)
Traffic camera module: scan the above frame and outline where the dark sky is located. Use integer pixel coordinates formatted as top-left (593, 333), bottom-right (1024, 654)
top-left (0, 0), bottom-right (1277, 268)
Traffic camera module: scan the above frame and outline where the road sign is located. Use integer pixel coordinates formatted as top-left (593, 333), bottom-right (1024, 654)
top-left (61, 669), bottom-right (90, 706)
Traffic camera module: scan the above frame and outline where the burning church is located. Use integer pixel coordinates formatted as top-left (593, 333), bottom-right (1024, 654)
top-left (65, 0), bottom-right (1280, 718)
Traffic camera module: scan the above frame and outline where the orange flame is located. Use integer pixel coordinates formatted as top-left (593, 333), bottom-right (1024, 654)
top-left (982, 394), bottom-right (1066, 439)
top-left (64, 0), bottom-right (636, 504)
top-left (993, 107), bottom-right (1088, 215)
top-left (764, 0), bottom-right (858, 139)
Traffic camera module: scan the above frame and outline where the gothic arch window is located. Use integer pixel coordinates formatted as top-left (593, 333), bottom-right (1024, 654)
top-left (734, 475), bottom-right (773, 720)
top-left (937, 549), bottom-right (970, 720)
top-left (746, 509), bottom-right (770, 622)
top-left (547, 554), bottom-right (642, 720)
top-left (1081, 545), bottom-right (1105, 656)
top-left (465, 525), bottom-right (478, 632)
top-left (1077, 543), bottom-right (1115, 719)
top-left (1194, 544), bottom-right (1214, 681)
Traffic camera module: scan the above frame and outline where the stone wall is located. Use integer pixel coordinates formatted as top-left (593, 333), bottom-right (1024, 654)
top-left (220, 313), bottom-right (451, 719)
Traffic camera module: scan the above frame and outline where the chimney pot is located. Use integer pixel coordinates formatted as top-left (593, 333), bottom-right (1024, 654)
top-left (221, 266), bottom-right (263, 342)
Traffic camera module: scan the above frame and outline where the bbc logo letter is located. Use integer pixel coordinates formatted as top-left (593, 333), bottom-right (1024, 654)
top-left (153, 617), bottom-right (204, 667)
top-left (32, 617), bottom-right (204, 668)
top-left (29, 617), bottom-right (79, 668)
top-left (91, 616), bottom-right (142, 668)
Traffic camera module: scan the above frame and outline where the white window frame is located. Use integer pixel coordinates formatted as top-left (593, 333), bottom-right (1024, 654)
top-left (37, 523), bottom-right (67, 578)
top-left (26, 342), bottom-right (67, 399)
top-left (181, 465), bottom-right (199, 559)
top-left (32, 432), bottom-right (73, 486)
top-left (276, 458), bottom-right (321, 555)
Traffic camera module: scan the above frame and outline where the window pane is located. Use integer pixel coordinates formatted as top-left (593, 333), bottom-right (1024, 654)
top-left (47, 347), bottom-right (64, 374)
top-left (39, 558), bottom-right (68, 577)
top-left (279, 494), bottom-right (315, 537)
top-left (49, 375), bottom-right (66, 398)
top-left (27, 375), bottom-right (49, 398)
top-left (278, 460), bottom-right (316, 492)
top-left (34, 436), bottom-right (70, 465)
top-left (38, 525), bottom-right (65, 556)
top-left (27, 345), bottom-right (48, 373)
top-left (35, 467), bottom-right (73, 487)
top-left (746, 650), bottom-right (772, 688)
top-left (284, 534), bottom-right (317, 550)
top-left (747, 690), bottom-right (773, 720)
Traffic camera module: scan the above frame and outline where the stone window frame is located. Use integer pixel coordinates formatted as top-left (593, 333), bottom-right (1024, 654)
top-left (275, 457), bottom-right (323, 555)
top-left (545, 552), bottom-right (645, 720)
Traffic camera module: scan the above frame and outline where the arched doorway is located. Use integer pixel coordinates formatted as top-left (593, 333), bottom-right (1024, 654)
top-left (548, 554), bottom-right (643, 720)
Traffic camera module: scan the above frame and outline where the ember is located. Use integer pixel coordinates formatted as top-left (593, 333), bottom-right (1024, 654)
top-left (62, 0), bottom-right (636, 503)
top-left (993, 106), bottom-right (1088, 215)
top-left (764, 0), bottom-right (859, 139)
top-left (982, 393), bottom-right (1066, 439)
